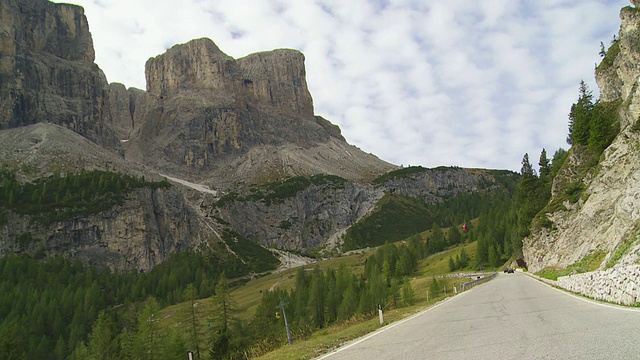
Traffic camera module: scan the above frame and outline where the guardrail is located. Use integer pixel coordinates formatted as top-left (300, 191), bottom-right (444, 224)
top-left (460, 272), bottom-right (497, 292)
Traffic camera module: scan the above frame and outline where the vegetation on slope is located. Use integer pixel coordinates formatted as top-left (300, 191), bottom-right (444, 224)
top-left (342, 187), bottom-right (514, 252)
top-left (216, 174), bottom-right (347, 207)
top-left (0, 248), bottom-right (273, 360)
top-left (371, 165), bottom-right (432, 184)
top-left (0, 169), bottom-right (170, 224)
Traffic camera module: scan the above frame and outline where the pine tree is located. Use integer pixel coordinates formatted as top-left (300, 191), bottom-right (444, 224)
top-left (338, 279), bottom-right (358, 320)
top-left (428, 277), bottom-right (440, 299)
top-left (428, 223), bottom-right (446, 253)
top-left (538, 148), bottom-right (550, 179)
top-left (134, 298), bottom-right (162, 360)
top-left (459, 249), bottom-right (469, 269)
top-left (307, 266), bottom-right (326, 329)
top-left (87, 310), bottom-right (117, 360)
top-left (401, 279), bottom-right (416, 306)
top-left (567, 80), bottom-right (594, 146)
top-left (448, 225), bottom-right (461, 245)
top-left (209, 272), bottom-right (236, 359)
top-left (182, 284), bottom-right (202, 360)
top-left (488, 245), bottom-right (499, 267)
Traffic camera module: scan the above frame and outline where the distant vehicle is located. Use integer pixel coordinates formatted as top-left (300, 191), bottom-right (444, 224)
top-left (504, 267), bottom-right (514, 273)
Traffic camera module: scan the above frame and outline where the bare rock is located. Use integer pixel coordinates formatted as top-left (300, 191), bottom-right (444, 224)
top-left (0, 0), bottom-right (121, 150)
top-left (238, 49), bottom-right (314, 116)
top-left (106, 83), bottom-right (145, 140)
top-left (129, 38), bottom-right (393, 184)
top-left (524, 3), bottom-right (640, 272)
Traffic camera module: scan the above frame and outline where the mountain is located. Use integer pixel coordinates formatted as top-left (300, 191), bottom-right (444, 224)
top-left (0, 0), bottom-right (121, 151)
top-left (523, 2), bottom-right (640, 273)
top-left (124, 37), bottom-right (394, 187)
top-left (0, 0), bottom-right (517, 272)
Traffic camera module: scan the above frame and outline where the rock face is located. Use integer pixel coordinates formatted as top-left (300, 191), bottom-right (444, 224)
top-left (106, 83), bottom-right (145, 140)
top-left (2, 1), bottom-right (511, 272)
top-left (128, 37), bottom-right (392, 185)
top-left (0, 123), bottom-right (224, 272)
top-left (0, 187), bottom-right (201, 271)
top-left (214, 167), bottom-right (511, 252)
top-left (523, 2), bottom-right (640, 273)
top-left (381, 167), bottom-right (502, 204)
top-left (0, 0), bottom-right (120, 150)
top-left (216, 182), bottom-right (384, 251)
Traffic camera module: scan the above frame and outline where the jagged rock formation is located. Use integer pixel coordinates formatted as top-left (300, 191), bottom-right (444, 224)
top-left (0, 186), bottom-right (200, 271)
top-left (215, 182), bottom-right (384, 251)
top-left (0, 0), bottom-right (121, 150)
top-left (106, 83), bottom-right (145, 140)
top-left (126, 38), bottom-right (394, 186)
top-left (524, 1), bottom-right (640, 273)
top-left (214, 167), bottom-right (510, 252)
top-left (0, 123), bottom-right (223, 271)
top-left (381, 167), bottom-right (499, 203)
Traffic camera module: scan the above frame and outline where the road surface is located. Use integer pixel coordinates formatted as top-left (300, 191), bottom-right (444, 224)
top-left (318, 272), bottom-right (640, 360)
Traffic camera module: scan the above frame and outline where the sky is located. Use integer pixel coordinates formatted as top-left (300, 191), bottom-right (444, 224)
top-left (59, 0), bottom-right (629, 172)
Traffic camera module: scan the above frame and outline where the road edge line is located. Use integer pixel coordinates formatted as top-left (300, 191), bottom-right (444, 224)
top-left (315, 289), bottom-right (475, 359)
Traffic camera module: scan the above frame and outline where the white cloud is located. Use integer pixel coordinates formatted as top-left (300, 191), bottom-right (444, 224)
top-left (59, 0), bottom-right (628, 172)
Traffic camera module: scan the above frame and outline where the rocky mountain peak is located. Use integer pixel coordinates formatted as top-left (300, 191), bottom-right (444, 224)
top-left (0, 0), bottom-right (95, 62)
top-left (130, 37), bottom-right (387, 184)
top-left (145, 38), bottom-right (236, 100)
top-left (238, 48), bottom-right (314, 116)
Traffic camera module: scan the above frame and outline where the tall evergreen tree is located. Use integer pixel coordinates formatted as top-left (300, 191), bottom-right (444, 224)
top-left (538, 148), bottom-right (550, 179)
top-left (567, 80), bottom-right (594, 146)
top-left (183, 284), bottom-right (202, 360)
top-left (209, 273), bottom-right (237, 359)
top-left (447, 225), bottom-right (462, 245)
top-left (86, 310), bottom-right (117, 360)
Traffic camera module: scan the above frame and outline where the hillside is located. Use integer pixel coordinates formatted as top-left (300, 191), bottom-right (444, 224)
top-left (0, 0), bottom-right (521, 272)
top-left (523, 3), bottom-right (640, 273)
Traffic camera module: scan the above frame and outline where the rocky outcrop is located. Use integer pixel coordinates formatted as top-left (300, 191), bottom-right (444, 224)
top-left (215, 167), bottom-right (511, 252)
top-left (237, 49), bottom-right (314, 116)
top-left (0, 186), bottom-right (208, 272)
top-left (382, 167), bottom-right (504, 204)
top-left (127, 37), bottom-right (393, 185)
top-left (106, 83), bottom-right (145, 140)
top-left (0, 0), bottom-right (121, 150)
top-left (216, 182), bottom-right (384, 251)
top-left (524, 2), bottom-right (640, 273)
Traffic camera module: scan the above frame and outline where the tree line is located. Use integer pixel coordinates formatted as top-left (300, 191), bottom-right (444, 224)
top-left (0, 169), bottom-right (170, 224)
top-left (0, 251), bottom-right (258, 360)
top-left (47, 237), bottom-right (463, 360)
top-left (472, 80), bottom-right (620, 268)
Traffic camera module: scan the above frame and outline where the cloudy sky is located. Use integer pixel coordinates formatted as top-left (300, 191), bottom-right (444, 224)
top-left (60, 0), bottom-right (628, 172)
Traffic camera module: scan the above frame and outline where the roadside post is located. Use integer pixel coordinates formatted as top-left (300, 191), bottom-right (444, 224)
top-left (187, 351), bottom-right (194, 360)
top-left (276, 302), bottom-right (293, 344)
top-left (378, 304), bottom-right (384, 325)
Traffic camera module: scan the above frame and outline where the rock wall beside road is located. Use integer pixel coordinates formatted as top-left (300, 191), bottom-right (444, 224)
top-left (557, 265), bottom-right (640, 306)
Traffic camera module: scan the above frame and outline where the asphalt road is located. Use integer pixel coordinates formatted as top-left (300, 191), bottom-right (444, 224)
top-left (317, 272), bottom-right (640, 360)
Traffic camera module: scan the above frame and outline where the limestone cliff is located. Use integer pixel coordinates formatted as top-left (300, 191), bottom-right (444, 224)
top-left (0, 0), bottom-right (121, 150)
top-left (214, 167), bottom-right (511, 252)
top-left (127, 38), bottom-right (393, 185)
top-left (0, 186), bottom-right (199, 271)
top-left (524, 1), bottom-right (640, 272)
top-left (106, 83), bottom-right (145, 140)
top-left (0, 123), bottom-right (227, 272)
